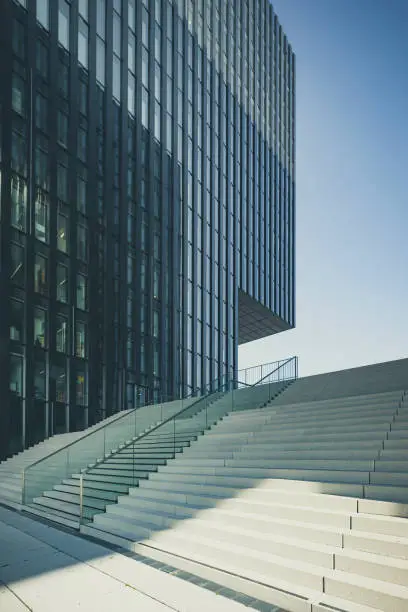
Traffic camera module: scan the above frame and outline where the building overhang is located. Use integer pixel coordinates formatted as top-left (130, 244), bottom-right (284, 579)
top-left (238, 289), bottom-right (292, 345)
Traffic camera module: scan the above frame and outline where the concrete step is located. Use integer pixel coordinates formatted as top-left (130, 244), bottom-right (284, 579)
top-left (41, 489), bottom-right (107, 510)
top-left (220, 410), bottom-right (397, 428)
top-left (207, 423), bottom-right (392, 439)
top-left (351, 513), bottom-right (408, 539)
top-left (324, 570), bottom-right (408, 611)
top-left (148, 468), bottom-right (371, 486)
top-left (344, 530), bottom-right (408, 560)
top-left (364, 484), bottom-right (408, 504)
top-left (63, 477), bottom-right (129, 493)
top-left (335, 547), bottom-right (408, 586)
top-left (231, 449), bottom-right (381, 460)
top-left (370, 472), bottom-right (408, 486)
top-left (374, 460), bottom-right (408, 472)
top-left (54, 483), bottom-right (120, 502)
top-left (137, 477), bottom-right (365, 499)
top-left (163, 459), bottom-right (376, 472)
top-left (101, 457), bottom-right (168, 466)
top-left (87, 466), bottom-right (152, 477)
top-left (71, 472), bottom-right (146, 486)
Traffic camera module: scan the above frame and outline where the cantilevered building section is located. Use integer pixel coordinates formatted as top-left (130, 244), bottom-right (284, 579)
top-left (0, 0), bottom-right (294, 459)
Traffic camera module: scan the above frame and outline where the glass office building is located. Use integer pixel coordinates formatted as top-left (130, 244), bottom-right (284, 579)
top-left (0, 0), bottom-right (295, 459)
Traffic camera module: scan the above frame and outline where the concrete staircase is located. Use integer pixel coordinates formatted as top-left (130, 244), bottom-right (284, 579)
top-left (25, 382), bottom-right (290, 527)
top-left (80, 358), bottom-right (408, 612)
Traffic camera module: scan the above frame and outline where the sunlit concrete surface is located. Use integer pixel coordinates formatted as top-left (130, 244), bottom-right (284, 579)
top-left (0, 506), bottom-right (268, 612)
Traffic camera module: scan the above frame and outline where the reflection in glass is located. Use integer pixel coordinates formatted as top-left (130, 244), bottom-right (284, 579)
top-left (76, 369), bottom-right (87, 405)
top-left (10, 243), bottom-right (24, 286)
top-left (56, 263), bottom-right (68, 303)
top-left (76, 273), bottom-right (87, 310)
top-left (76, 321), bottom-right (86, 358)
top-left (34, 254), bottom-right (47, 294)
top-left (34, 188), bottom-right (49, 242)
top-left (34, 307), bottom-right (46, 348)
top-left (57, 208), bottom-right (69, 253)
top-left (34, 361), bottom-right (46, 400)
top-left (55, 367), bottom-right (67, 403)
top-left (10, 174), bottom-right (27, 231)
top-left (10, 299), bottom-right (24, 342)
top-left (10, 355), bottom-right (23, 396)
top-left (56, 314), bottom-right (67, 353)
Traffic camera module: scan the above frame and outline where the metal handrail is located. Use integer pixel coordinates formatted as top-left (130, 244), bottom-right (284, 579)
top-left (80, 381), bottom-right (236, 473)
top-left (22, 386), bottom-right (212, 473)
top-left (22, 358), bottom-right (294, 494)
top-left (250, 356), bottom-right (298, 387)
top-left (79, 360), bottom-right (297, 474)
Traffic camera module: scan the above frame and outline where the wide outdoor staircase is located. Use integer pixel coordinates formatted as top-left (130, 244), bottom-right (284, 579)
top-left (77, 358), bottom-right (408, 612)
top-left (0, 409), bottom-right (134, 508)
top-left (25, 381), bottom-right (290, 526)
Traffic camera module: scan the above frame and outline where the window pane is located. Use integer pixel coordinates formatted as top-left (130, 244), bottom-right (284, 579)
top-left (76, 273), bottom-right (87, 310)
top-left (96, 37), bottom-right (105, 85)
top-left (77, 128), bottom-right (87, 161)
top-left (34, 361), bottom-right (46, 400)
top-left (77, 224), bottom-right (87, 260)
top-left (78, 0), bottom-right (88, 21)
top-left (96, 0), bottom-right (105, 38)
top-left (36, 40), bottom-right (48, 80)
top-left (34, 253), bottom-right (48, 294)
top-left (78, 18), bottom-right (88, 68)
top-left (36, 0), bottom-right (49, 30)
top-left (34, 307), bottom-right (46, 347)
top-left (57, 163), bottom-right (68, 201)
top-left (113, 55), bottom-right (121, 100)
top-left (11, 130), bottom-right (27, 176)
top-left (128, 31), bottom-right (135, 74)
top-left (77, 175), bottom-right (86, 213)
top-left (56, 314), bottom-right (67, 353)
top-left (57, 207), bottom-right (69, 253)
top-left (10, 174), bottom-right (27, 232)
top-left (113, 13), bottom-right (121, 56)
top-left (10, 243), bottom-right (25, 286)
top-left (56, 263), bottom-right (68, 302)
top-left (10, 299), bottom-right (24, 343)
top-left (57, 111), bottom-right (68, 147)
top-left (128, 0), bottom-right (135, 31)
top-left (142, 87), bottom-right (148, 127)
top-left (34, 187), bottom-right (49, 242)
top-left (76, 369), bottom-right (87, 405)
top-left (12, 73), bottom-right (25, 115)
top-left (76, 321), bottom-right (87, 358)
top-left (55, 367), bottom-right (67, 403)
top-left (127, 72), bottom-right (135, 115)
top-left (10, 355), bottom-right (23, 397)
top-left (58, 0), bottom-right (70, 50)
top-left (35, 145), bottom-right (49, 189)
top-left (35, 93), bottom-right (48, 132)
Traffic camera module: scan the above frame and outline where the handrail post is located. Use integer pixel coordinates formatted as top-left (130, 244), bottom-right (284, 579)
top-left (21, 469), bottom-right (25, 505)
top-left (79, 474), bottom-right (83, 524)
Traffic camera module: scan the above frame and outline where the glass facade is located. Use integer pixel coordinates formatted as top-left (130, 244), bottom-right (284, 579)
top-left (0, 0), bottom-right (295, 459)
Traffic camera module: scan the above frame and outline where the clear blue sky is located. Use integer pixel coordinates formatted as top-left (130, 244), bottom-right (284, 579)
top-left (239, 0), bottom-right (408, 377)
